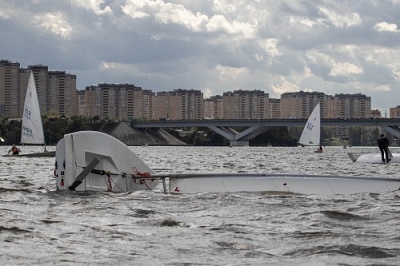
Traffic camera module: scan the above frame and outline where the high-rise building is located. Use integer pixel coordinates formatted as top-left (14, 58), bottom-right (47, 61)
top-left (222, 90), bottom-right (269, 119)
top-left (47, 71), bottom-right (77, 117)
top-left (141, 90), bottom-right (156, 120)
top-left (155, 89), bottom-right (203, 120)
top-left (332, 93), bottom-right (371, 118)
top-left (76, 90), bottom-right (86, 116)
top-left (0, 60), bottom-right (21, 117)
top-left (83, 83), bottom-right (146, 120)
top-left (280, 91), bottom-right (325, 119)
top-left (204, 95), bottom-right (223, 119)
top-left (268, 98), bottom-right (280, 119)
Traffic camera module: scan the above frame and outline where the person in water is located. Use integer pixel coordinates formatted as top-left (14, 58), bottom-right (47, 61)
top-left (8, 144), bottom-right (21, 155)
top-left (377, 134), bottom-right (390, 163)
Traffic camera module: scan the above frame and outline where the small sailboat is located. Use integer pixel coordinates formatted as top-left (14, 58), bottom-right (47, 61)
top-left (298, 103), bottom-right (322, 152)
top-left (3, 71), bottom-right (54, 157)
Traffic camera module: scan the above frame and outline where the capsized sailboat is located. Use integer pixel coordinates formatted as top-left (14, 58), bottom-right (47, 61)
top-left (54, 131), bottom-right (400, 195)
top-left (298, 103), bottom-right (322, 152)
top-left (3, 71), bottom-right (54, 157)
top-left (348, 148), bottom-right (400, 163)
top-left (54, 130), bottom-right (158, 192)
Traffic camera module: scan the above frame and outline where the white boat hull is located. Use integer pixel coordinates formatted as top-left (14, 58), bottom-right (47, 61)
top-left (3, 151), bottom-right (55, 157)
top-left (54, 131), bottom-right (158, 192)
top-left (168, 173), bottom-right (400, 195)
top-left (348, 152), bottom-right (400, 164)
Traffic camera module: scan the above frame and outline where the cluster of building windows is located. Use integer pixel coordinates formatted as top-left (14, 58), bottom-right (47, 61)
top-left (0, 60), bottom-right (389, 121)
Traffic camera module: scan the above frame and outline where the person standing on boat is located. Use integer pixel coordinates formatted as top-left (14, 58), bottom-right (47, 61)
top-left (377, 134), bottom-right (390, 163)
top-left (8, 144), bottom-right (21, 155)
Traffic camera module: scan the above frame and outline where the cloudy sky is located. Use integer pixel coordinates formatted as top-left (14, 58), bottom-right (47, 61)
top-left (1, 0), bottom-right (400, 113)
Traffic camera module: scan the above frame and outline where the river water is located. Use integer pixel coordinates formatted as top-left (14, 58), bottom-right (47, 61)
top-left (1, 145), bottom-right (400, 265)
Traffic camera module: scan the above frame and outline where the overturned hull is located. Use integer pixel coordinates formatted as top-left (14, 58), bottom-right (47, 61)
top-left (168, 173), bottom-right (400, 195)
top-left (54, 131), bottom-right (158, 192)
top-left (348, 152), bottom-right (400, 164)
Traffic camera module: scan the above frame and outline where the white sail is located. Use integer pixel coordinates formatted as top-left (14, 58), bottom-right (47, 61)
top-left (21, 71), bottom-right (45, 145)
top-left (298, 103), bottom-right (320, 146)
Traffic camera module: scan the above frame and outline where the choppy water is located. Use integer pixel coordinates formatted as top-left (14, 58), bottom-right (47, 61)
top-left (1, 145), bottom-right (400, 265)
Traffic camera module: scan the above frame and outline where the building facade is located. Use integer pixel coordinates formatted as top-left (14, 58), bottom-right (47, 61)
top-left (280, 91), bottom-right (325, 119)
top-left (268, 98), bottom-right (280, 119)
top-left (0, 60), bottom-right (21, 116)
top-left (389, 106), bottom-right (400, 118)
top-left (155, 89), bottom-right (203, 120)
top-left (204, 95), bottom-right (223, 119)
top-left (331, 93), bottom-right (371, 119)
top-left (83, 83), bottom-right (146, 120)
top-left (47, 70), bottom-right (77, 117)
top-left (222, 90), bottom-right (269, 119)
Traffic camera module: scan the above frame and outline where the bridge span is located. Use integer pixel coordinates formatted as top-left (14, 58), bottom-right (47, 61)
top-left (131, 118), bottom-right (400, 146)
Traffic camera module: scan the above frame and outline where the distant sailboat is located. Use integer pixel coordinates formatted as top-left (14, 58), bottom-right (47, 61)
top-left (298, 103), bottom-right (322, 152)
top-left (3, 71), bottom-right (54, 157)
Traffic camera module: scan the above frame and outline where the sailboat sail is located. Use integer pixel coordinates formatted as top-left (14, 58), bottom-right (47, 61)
top-left (21, 71), bottom-right (45, 145)
top-left (298, 103), bottom-right (320, 146)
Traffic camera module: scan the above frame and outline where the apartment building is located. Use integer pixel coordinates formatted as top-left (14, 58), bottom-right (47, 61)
top-left (0, 60), bottom-right (21, 116)
top-left (280, 91), bottom-right (325, 119)
top-left (47, 70), bottom-right (77, 117)
top-left (389, 106), bottom-right (400, 118)
top-left (331, 93), bottom-right (371, 118)
top-left (83, 83), bottom-right (145, 120)
top-left (222, 90), bottom-right (269, 119)
top-left (204, 95), bottom-right (223, 119)
top-left (76, 90), bottom-right (86, 116)
top-left (268, 98), bottom-right (280, 119)
top-left (141, 90), bottom-right (156, 120)
top-left (155, 89), bottom-right (203, 120)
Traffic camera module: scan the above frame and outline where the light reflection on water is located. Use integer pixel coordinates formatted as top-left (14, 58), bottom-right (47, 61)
top-left (1, 145), bottom-right (400, 265)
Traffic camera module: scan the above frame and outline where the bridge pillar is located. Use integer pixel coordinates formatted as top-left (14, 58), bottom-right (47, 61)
top-left (230, 140), bottom-right (249, 146)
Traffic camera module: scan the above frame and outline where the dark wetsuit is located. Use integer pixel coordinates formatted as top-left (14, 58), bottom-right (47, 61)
top-left (9, 146), bottom-right (21, 155)
top-left (377, 136), bottom-right (390, 163)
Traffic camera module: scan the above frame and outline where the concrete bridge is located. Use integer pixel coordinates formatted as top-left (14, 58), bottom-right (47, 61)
top-left (131, 118), bottom-right (400, 146)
